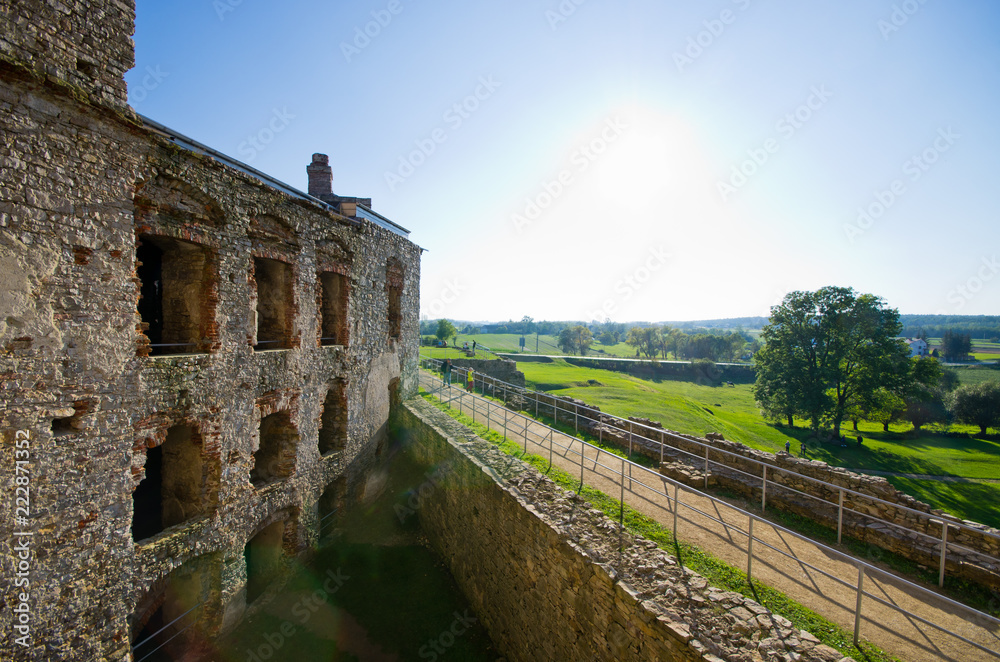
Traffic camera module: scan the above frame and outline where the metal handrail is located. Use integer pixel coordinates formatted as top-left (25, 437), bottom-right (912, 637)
top-left (418, 368), bottom-right (1000, 658)
top-left (420, 356), bottom-right (1000, 555)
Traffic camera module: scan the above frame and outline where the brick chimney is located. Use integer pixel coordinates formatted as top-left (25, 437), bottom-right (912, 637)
top-left (307, 153), bottom-right (333, 197)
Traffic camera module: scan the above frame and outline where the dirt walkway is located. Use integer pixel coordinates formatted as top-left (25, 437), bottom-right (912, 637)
top-left (419, 375), bottom-right (1000, 662)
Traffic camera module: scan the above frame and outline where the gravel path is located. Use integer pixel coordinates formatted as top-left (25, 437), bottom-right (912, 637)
top-left (420, 375), bottom-right (1000, 662)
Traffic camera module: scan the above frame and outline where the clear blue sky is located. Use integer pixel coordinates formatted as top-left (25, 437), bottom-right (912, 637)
top-left (127, 0), bottom-right (1000, 323)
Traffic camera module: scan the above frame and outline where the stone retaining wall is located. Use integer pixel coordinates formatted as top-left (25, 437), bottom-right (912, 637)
top-left (448, 358), bottom-right (526, 387)
top-left (398, 398), bottom-right (853, 662)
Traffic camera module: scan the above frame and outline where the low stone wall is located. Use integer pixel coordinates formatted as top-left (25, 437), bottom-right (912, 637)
top-left (398, 398), bottom-right (852, 662)
top-left (486, 388), bottom-right (1000, 590)
top-left (448, 358), bottom-right (526, 387)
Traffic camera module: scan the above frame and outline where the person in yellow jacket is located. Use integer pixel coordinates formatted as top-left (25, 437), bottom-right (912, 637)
top-left (466, 368), bottom-right (474, 392)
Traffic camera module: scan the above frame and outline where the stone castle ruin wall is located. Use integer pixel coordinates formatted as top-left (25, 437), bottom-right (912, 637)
top-left (0, 2), bottom-right (421, 659)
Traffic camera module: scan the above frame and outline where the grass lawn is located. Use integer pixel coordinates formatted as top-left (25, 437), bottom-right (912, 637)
top-left (514, 358), bottom-right (1000, 529)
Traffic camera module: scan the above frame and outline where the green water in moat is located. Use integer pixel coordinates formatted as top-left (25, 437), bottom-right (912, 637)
top-left (210, 445), bottom-right (500, 662)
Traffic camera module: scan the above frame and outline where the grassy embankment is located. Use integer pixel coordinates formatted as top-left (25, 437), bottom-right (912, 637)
top-left (512, 358), bottom-right (1000, 530)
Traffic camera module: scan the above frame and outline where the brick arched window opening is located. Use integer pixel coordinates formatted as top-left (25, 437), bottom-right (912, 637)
top-left (318, 270), bottom-right (349, 346)
top-left (318, 477), bottom-right (347, 538)
top-left (251, 411), bottom-right (298, 486)
top-left (132, 424), bottom-right (207, 542)
top-left (386, 259), bottom-right (404, 341)
top-left (244, 516), bottom-right (293, 605)
top-left (130, 556), bottom-right (214, 661)
top-left (251, 257), bottom-right (294, 350)
top-left (136, 235), bottom-right (216, 356)
top-left (318, 380), bottom-right (348, 456)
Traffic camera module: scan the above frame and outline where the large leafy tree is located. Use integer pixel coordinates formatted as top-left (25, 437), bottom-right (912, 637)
top-left (941, 330), bottom-right (972, 361)
top-left (435, 319), bottom-right (457, 344)
top-left (950, 381), bottom-right (1000, 435)
top-left (558, 325), bottom-right (593, 355)
top-left (626, 326), bottom-right (661, 358)
top-left (752, 287), bottom-right (912, 436)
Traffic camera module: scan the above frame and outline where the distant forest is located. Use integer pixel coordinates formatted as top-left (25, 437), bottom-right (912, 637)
top-left (897, 315), bottom-right (1000, 340)
top-left (427, 315), bottom-right (1000, 341)
top-left (663, 315), bottom-right (1000, 340)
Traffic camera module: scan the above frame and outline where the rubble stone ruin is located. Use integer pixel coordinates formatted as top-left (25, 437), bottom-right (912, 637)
top-left (0, 2), bottom-right (420, 659)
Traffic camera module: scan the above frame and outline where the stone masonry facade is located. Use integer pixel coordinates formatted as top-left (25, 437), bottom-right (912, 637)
top-left (0, 2), bottom-right (420, 660)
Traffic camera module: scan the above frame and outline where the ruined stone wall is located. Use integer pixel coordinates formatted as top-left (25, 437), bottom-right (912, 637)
top-left (398, 399), bottom-right (851, 662)
top-left (444, 358), bottom-right (526, 387)
top-left (483, 385), bottom-right (1000, 590)
top-left (0, 4), bottom-right (421, 658)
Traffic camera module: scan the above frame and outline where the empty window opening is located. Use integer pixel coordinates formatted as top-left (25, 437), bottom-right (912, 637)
top-left (318, 382), bottom-right (347, 456)
top-left (131, 561), bottom-right (207, 661)
top-left (251, 412), bottom-right (298, 486)
top-left (137, 235), bottom-right (212, 356)
top-left (386, 260), bottom-right (404, 341)
top-left (253, 257), bottom-right (294, 350)
top-left (319, 271), bottom-right (348, 346)
top-left (51, 414), bottom-right (80, 437)
top-left (387, 284), bottom-right (402, 340)
top-left (132, 425), bottom-right (204, 542)
top-left (244, 520), bottom-right (285, 605)
top-left (318, 477), bottom-right (347, 537)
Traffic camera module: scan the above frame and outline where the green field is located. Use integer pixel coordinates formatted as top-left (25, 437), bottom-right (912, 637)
top-left (510, 358), bottom-right (1000, 528)
top-left (426, 332), bottom-right (655, 358)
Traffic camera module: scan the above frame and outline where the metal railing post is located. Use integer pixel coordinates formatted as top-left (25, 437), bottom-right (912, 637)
top-left (659, 431), bottom-right (664, 464)
top-left (838, 489), bottom-right (845, 545)
top-left (704, 446), bottom-right (709, 490)
top-left (747, 515), bottom-right (755, 581)
top-left (580, 437), bottom-right (585, 488)
top-left (628, 421), bottom-right (633, 459)
top-left (854, 565), bottom-right (865, 647)
top-left (486, 397), bottom-right (490, 432)
top-left (575, 403), bottom-right (579, 434)
top-left (761, 465), bottom-right (767, 512)
top-left (548, 429), bottom-right (553, 471)
top-left (503, 407), bottom-right (508, 441)
top-left (940, 520), bottom-right (948, 587)
top-left (673, 483), bottom-right (679, 538)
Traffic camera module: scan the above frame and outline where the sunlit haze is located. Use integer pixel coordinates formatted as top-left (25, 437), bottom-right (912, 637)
top-left (127, 0), bottom-right (1000, 322)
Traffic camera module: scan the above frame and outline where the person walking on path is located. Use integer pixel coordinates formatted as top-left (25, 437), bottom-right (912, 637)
top-left (466, 368), bottom-right (475, 392)
top-left (442, 360), bottom-right (452, 386)
top-left (472, 340), bottom-right (477, 355)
